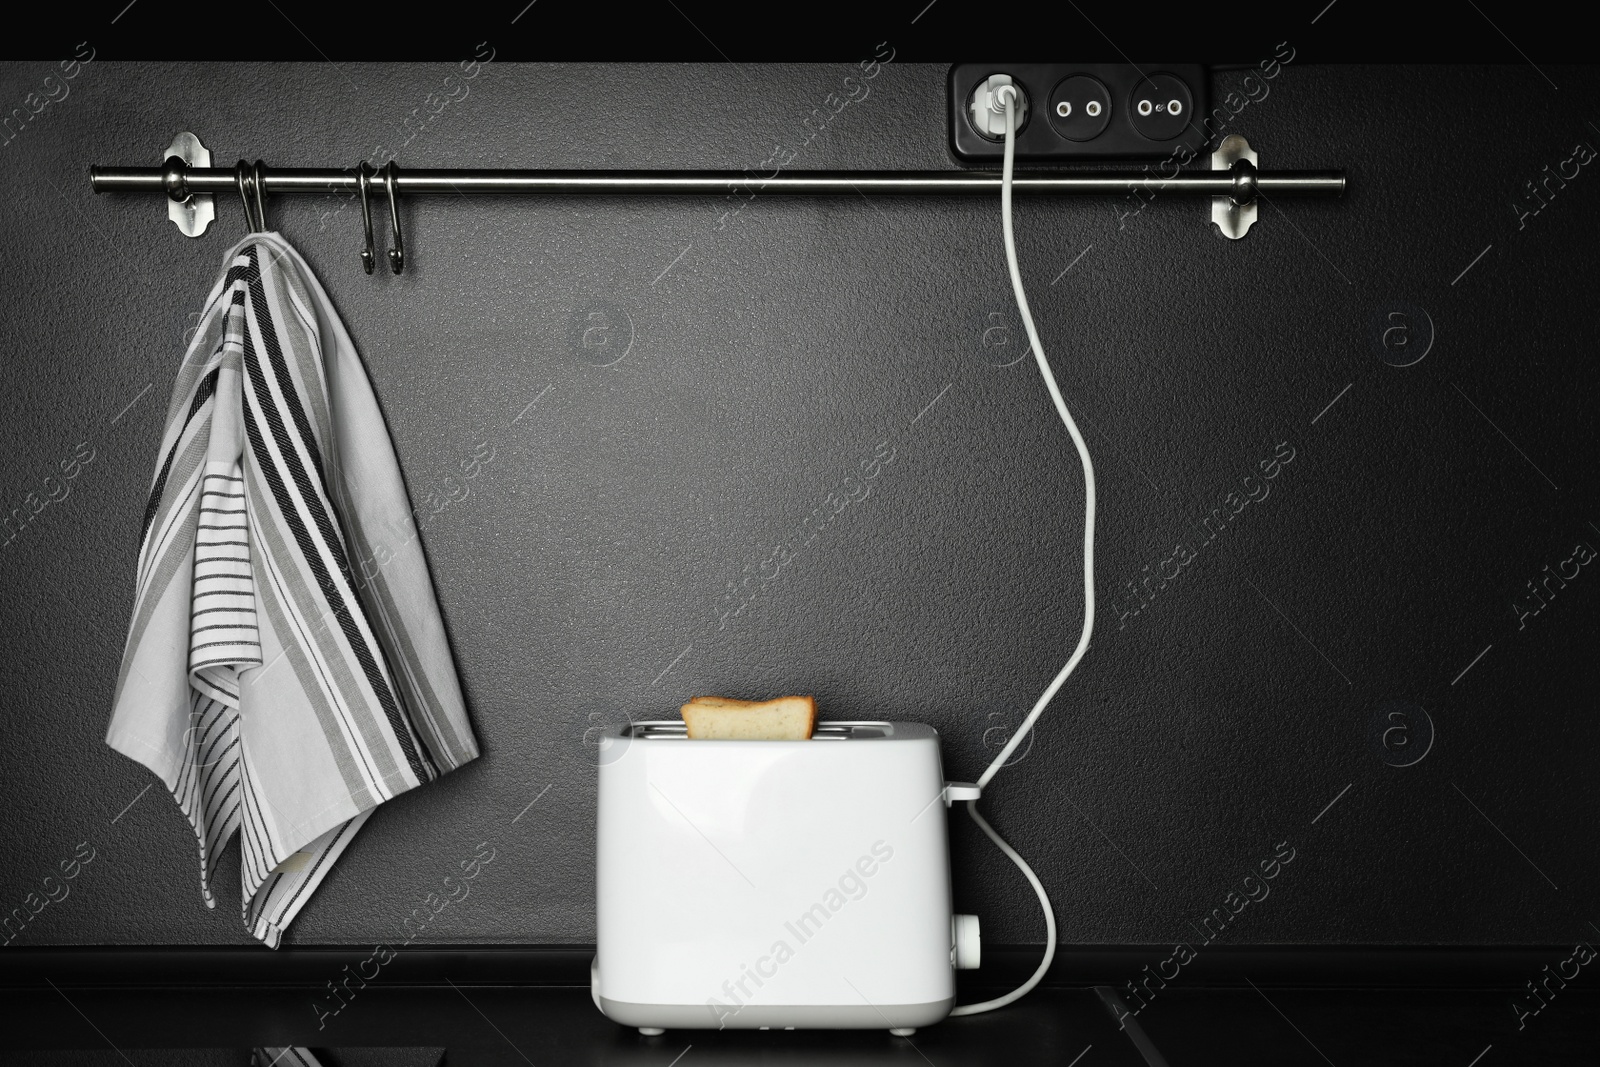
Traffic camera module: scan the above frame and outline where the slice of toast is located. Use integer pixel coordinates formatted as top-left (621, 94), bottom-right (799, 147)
top-left (680, 695), bottom-right (817, 740)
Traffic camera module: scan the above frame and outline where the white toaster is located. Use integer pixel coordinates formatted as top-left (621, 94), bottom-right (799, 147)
top-left (592, 720), bottom-right (982, 1035)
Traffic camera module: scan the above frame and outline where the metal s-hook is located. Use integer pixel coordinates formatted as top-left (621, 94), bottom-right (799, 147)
top-left (383, 161), bottom-right (405, 274)
top-left (234, 159), bottom-right (260, 232)
top-left (357, 161), bottom-right (376, 275)
top-left (251, 159), bottom-right (269, 232)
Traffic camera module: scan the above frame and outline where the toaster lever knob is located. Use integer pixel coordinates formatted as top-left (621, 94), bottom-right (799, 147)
top-left (952, 913), bottom-right (982, 969)
top-left (944, 782), bottom-right (982, 807)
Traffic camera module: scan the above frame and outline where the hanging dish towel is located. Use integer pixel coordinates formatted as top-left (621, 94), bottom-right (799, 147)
top-left (107, 231), bottom-right (479, 947)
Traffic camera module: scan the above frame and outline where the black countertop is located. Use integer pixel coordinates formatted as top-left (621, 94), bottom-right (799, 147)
top-left (3, 947), bottom-right (1596, 1065)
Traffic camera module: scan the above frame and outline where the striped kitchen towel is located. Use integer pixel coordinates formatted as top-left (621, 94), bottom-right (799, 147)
top-left (107, 231), bottom-right (479, 947)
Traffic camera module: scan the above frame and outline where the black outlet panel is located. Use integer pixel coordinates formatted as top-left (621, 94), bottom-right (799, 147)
top-left (950, 63), bottom-right (1209, 161)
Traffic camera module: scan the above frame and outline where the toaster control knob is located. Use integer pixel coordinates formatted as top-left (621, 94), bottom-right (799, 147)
top-left (944, 782), bottom-right (982, 807)
top-left (952, 913), bottom-right (982, 969)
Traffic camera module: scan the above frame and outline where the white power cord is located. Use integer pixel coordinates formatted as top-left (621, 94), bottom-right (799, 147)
top-left (949, 82), bottom-right (1097, 1018)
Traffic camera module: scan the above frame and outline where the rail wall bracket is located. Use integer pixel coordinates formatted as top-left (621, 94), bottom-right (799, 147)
top-left (1211, 134), bottom-right (1259, 240)
top-left (162, 132), bottom-right (214, 238)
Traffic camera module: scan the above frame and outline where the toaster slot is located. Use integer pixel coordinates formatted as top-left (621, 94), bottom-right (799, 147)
top-left (620, 721), bottom-right (894, 740)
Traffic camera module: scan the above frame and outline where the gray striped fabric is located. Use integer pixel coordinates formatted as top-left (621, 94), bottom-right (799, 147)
top-left (108, 232), bottom-right (479, 947)
top-left (254, 1050), bottom-right (324, 1067)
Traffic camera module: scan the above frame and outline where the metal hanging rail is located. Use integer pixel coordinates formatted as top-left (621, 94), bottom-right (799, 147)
top-left (87, 133), bottom-right (1345, 271)
top-left (90, 162), bottom-right (1344, 198)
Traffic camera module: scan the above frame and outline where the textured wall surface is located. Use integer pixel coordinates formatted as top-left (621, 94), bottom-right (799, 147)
top-left (0, 60), bottom-right (1596, 948)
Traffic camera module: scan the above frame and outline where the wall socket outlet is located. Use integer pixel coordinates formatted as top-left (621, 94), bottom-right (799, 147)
top-left (949, 63), bottom-right (1208, 161)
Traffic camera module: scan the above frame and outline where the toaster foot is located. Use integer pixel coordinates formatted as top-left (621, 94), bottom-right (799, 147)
top-left (638, 1027), bottom-right (665, 1036)
top-left (889, 1027), bottom-right (918, 1037)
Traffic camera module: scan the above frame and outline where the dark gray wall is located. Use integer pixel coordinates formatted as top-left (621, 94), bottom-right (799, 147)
top-left (1, 60), bottom-right (1597, 949)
